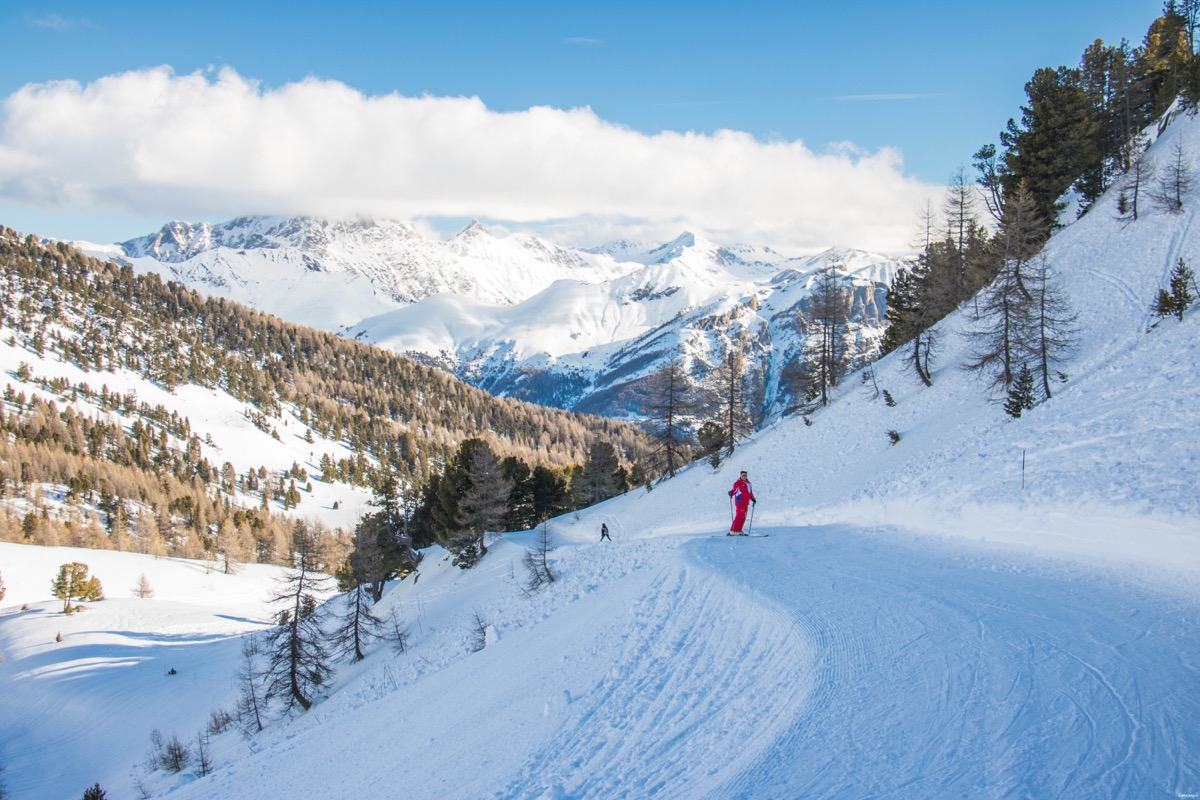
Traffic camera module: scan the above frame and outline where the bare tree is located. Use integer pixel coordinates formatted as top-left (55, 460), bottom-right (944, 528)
top-left (793, 267), bottom-right (853, 407)
top-left (1116, 134), bottom-right (1155, 223)
top-left (1028, 255), bottom-right (1079, 400)
top-left (329, 576), bottom-right (385, 663)
top-left (706, 345), bottom-right (754, 453)
top-left (234, 636), bottom-right (266, 735)
top-left (521, 521), bottom-right (557, 594)
top-left (644, 354), bottom-right (693, 479)
top-left (1151, 138), bottom-right (1194, 214)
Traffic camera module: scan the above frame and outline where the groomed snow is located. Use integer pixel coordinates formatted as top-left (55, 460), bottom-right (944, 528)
top-left (2, 114), bottom-right (1200, 800)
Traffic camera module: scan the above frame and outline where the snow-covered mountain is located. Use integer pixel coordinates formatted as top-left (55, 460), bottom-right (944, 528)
top-left (349, 233), bottom-right (898, 417)
top-left (86, 220), bottom-right (901, 420)
top-left (108, 216), bottom-right (638, 331)
top-left (4, 110), bottom-right (1199, 799)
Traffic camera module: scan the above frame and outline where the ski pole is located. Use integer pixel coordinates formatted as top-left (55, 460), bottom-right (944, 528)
top-left (748, 502), bottom-right (755, 533)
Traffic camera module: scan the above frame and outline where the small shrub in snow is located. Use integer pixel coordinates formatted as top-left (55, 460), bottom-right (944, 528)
top-left (132, 574), bottom-right (154, 599)
top-left (887, 430), bottom-right (901, 445)
top-left (147, 730), bottom-right (190, 774)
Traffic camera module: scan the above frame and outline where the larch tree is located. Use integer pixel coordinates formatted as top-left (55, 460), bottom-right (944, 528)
top-left (794, 266), bottom-right (853, 408)
top-left (965, 184), bottom-right (1046, 391)
top-left (706, 345), bottom-right (754, 454)
top-left (263, 522), bottom-right (334, 711)
top-left (644, 354), bottom-right (693, 479)
top-left (1028, 255), bottom-right (1079, 401)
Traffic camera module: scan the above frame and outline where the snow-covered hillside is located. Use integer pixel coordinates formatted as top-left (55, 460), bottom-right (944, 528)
top-left (4, 109), bottom-right (1200, 800)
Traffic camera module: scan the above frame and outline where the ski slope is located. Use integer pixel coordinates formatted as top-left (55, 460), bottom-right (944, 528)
top-left (3, 102), bottom-right (1200, 800)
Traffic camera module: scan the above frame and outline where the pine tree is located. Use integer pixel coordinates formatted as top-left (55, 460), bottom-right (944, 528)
top-left (450, 440), bottom-right (512, 567)
top-left (528, 465), bottom-right (568, 524)
top-left (574, 439), bottom-right (625, 508)
top-left (1000, 66), bottom-right (1102, 229)
top-left (1004, 365), bottom-right (1037, 418)
top-left (82, 782), bottom-right (106, 800)
top-left (51, 562), bottom-right (103, 613)
top-left (1159, 257), bottom-right (1196, 320)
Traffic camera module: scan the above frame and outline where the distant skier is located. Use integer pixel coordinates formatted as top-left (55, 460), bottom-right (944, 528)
top-left (600, 523), bottom-right (611, 541)
top-left (727, 470), bottom-right (756, 535)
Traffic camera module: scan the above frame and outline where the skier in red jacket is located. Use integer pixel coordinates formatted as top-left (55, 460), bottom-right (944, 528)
top-left (727, 470), bottom-right (756, 535)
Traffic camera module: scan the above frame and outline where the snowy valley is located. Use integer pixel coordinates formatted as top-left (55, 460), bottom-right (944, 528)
top-left (1, 108), bottom-right (1198, 800)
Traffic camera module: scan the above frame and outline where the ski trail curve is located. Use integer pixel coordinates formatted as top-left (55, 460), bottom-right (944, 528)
top-left (698, 525), bottom-right (1200, 800)
top-left (493, 557), bottom-right (816, 800)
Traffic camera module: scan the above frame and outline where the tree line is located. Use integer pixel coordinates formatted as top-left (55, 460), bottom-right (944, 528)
top-left (0, 229), bottom-right (653, 564)
top-left (883, 3), bottom-right (1198, 413)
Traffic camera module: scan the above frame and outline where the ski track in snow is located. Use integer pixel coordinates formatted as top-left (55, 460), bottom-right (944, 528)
top-left (698, 526), bottom-right (1200, 799)
top-left (116, 523), bottom-right (1200, 800)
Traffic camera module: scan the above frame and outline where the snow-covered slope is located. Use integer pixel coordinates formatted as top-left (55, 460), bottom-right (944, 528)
top-left (5, 110), bottom-right (1200, 800)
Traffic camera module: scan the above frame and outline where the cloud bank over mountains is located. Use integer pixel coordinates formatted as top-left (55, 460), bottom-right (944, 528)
top-left (0, 66), bottom-right (938, 253)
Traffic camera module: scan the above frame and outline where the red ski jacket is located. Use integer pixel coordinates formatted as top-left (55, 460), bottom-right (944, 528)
top-left (729, 476), bottom-right (756, 508)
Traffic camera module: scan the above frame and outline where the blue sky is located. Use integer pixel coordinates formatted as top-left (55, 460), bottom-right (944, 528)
top-left (0, 0), bottom-right (1165, 252)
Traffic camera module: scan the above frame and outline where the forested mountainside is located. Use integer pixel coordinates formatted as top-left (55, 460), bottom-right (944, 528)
top-left (0, 230), bottom-right (652, 562)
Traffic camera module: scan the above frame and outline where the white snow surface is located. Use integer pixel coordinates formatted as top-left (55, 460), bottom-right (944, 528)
top-left (4, 116), bottom-right (1200, 799)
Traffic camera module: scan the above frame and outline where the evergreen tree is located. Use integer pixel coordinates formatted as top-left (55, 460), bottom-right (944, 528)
top-left (450, 440), bottom-right (512, 567)
top-left (1000, 66), bottom-right (1104, 229)
top-left (528, 465), bottom-right (568, 525)
top-left (263, 522), bottom-right (334, 711)
top-left (574, 439), bottom-right (625, 508)
top-left (1156, 258), bottom-right (1197, 320)
top-left (500, 456), bottom-right (537, 531)
top-left (1004, 365), bottom-right (1037, 418)
top-left (51, 562), bottom-right (103, 613)
top-left (82, 782), bottom-right (106, 800)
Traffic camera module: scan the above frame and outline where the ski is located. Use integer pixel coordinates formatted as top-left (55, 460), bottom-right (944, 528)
top-left (707, 533), bottom-right (769, 538)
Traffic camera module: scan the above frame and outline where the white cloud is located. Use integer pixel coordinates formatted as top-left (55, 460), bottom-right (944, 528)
top-left (0, 66), bottom-right (940, 253)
